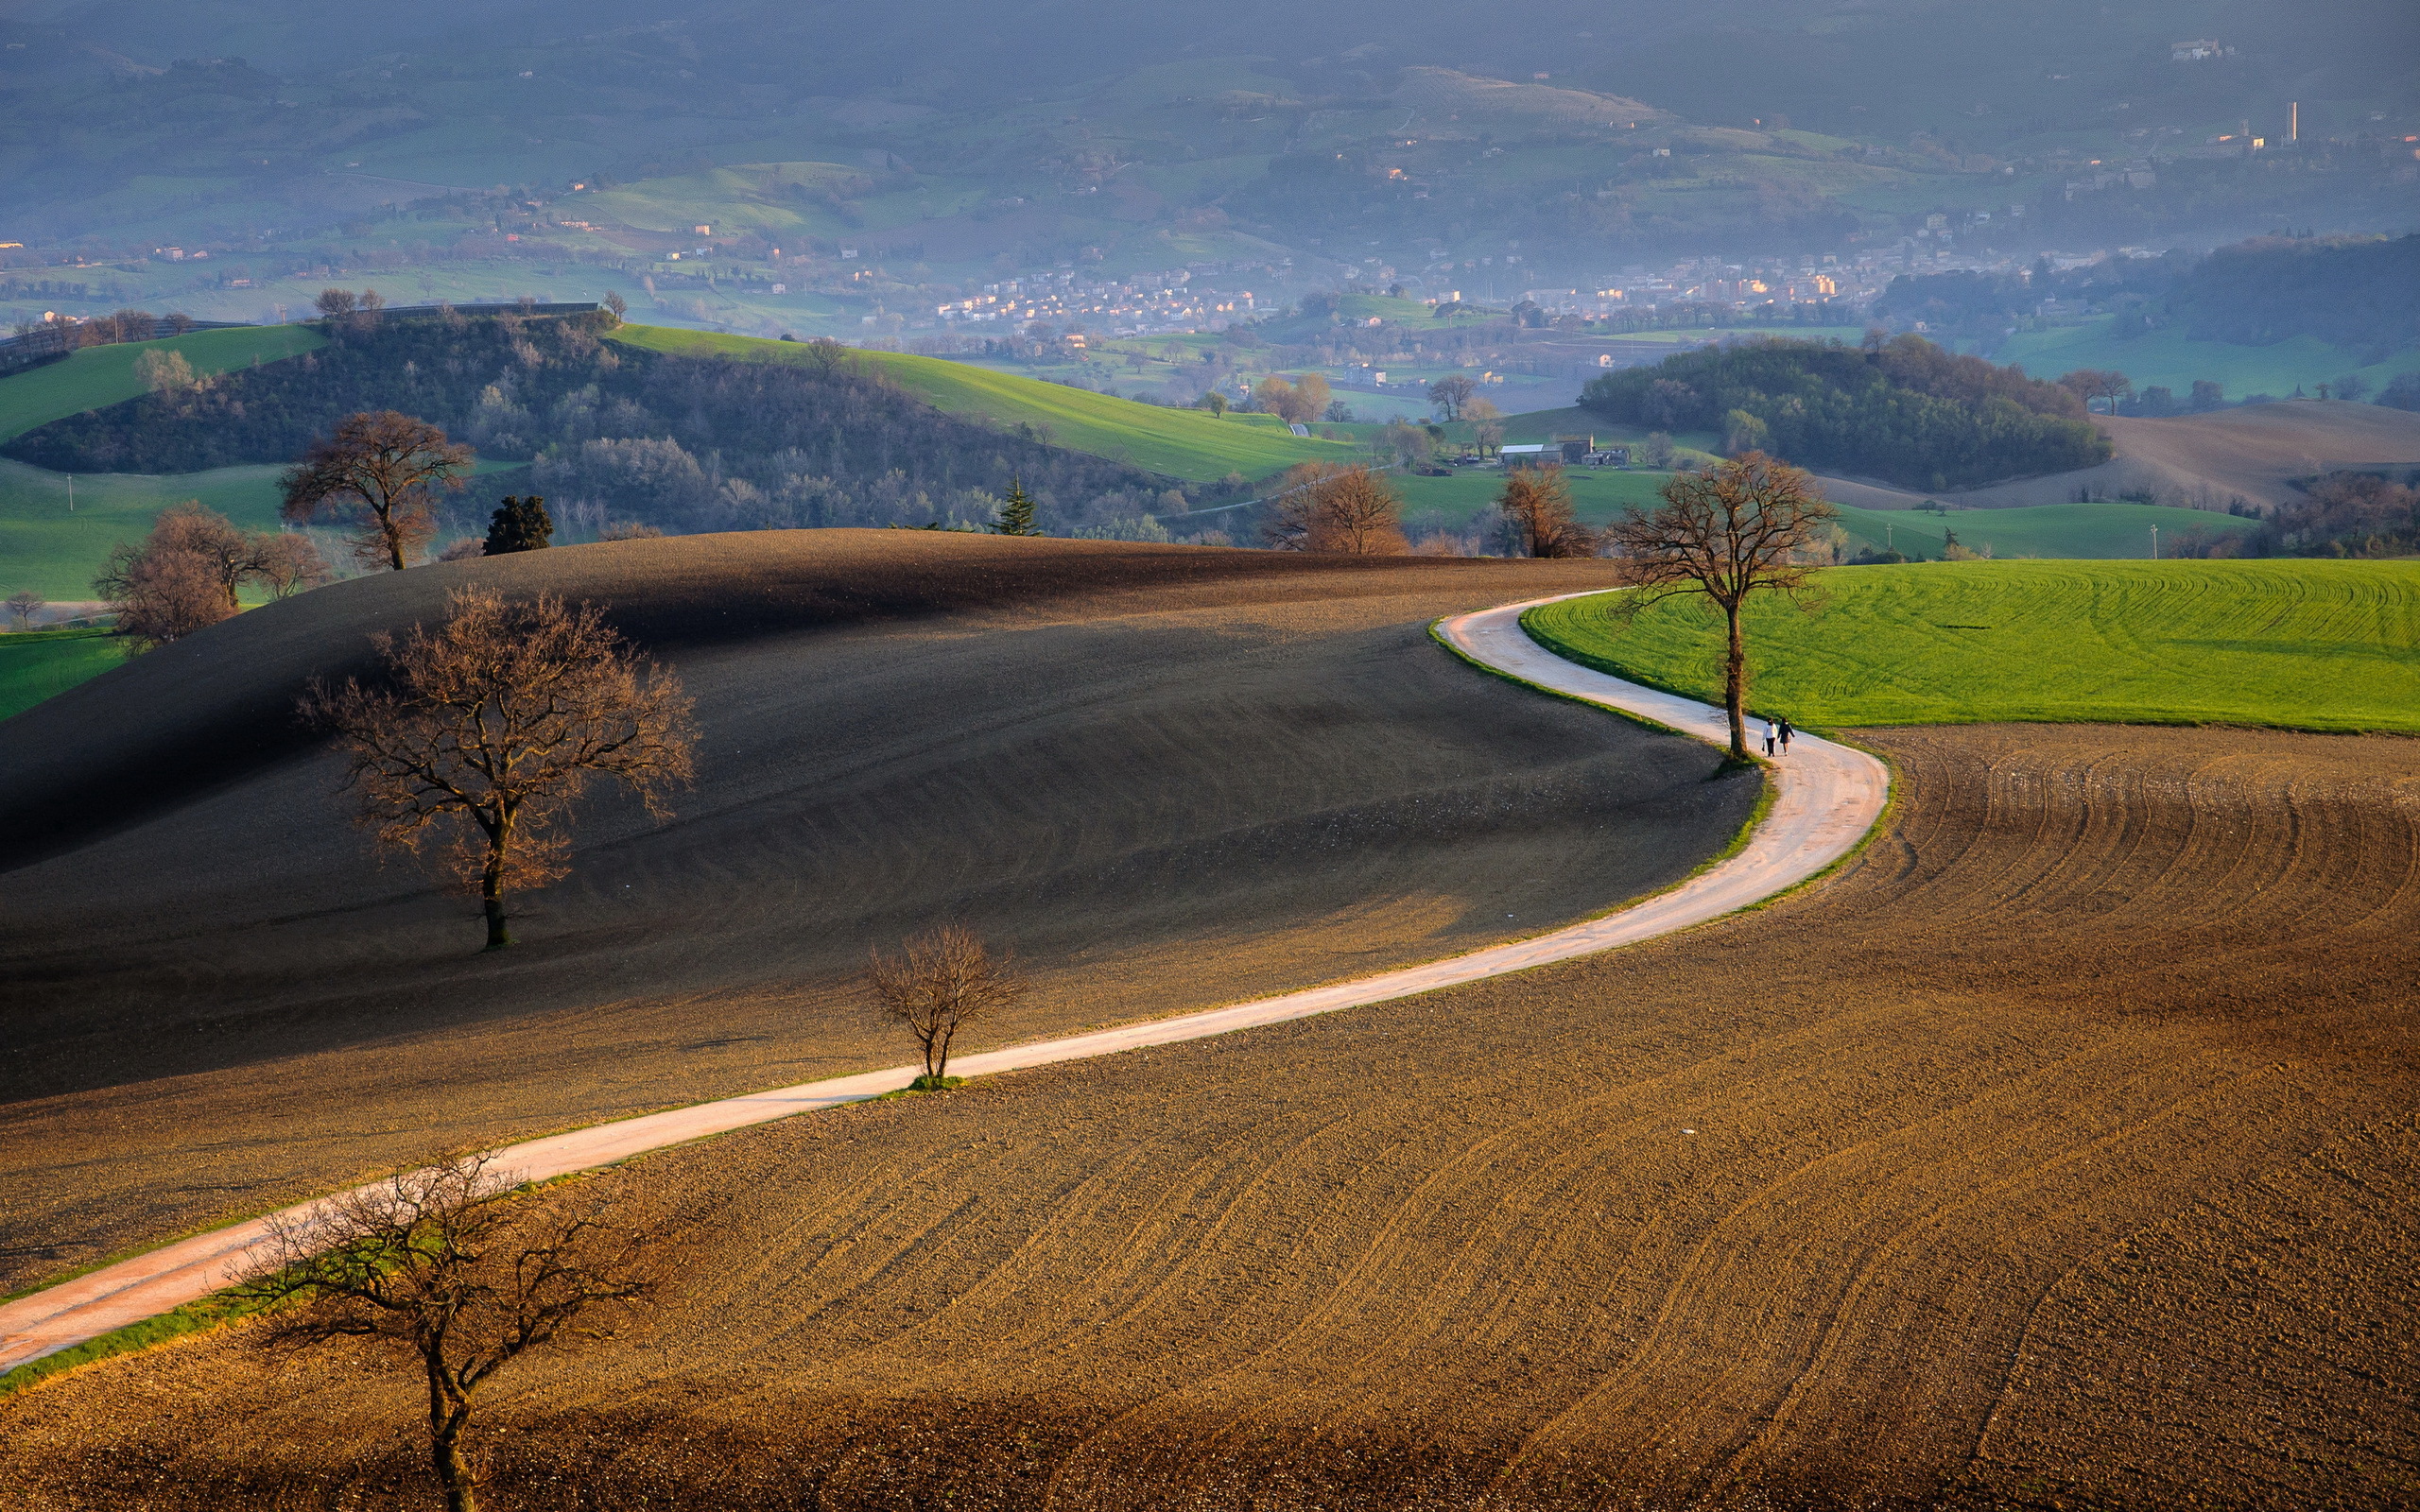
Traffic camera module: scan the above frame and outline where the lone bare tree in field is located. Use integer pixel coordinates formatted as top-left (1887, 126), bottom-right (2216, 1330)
top-left (1496, 465), bottom-right (1599, 558)
top-left (302, 589), bottom-right (697, 950)
top-left (1264, 463), bottom-right (1409, 555)
top-left (243, 1152), bottom-right (657, 1512)
top-left (282, 411), bottom-right (474, 571)
top-left (868, 925), bottom-right (1025, 1088)
top-left (1603, 452), bottom-right (1837, 761)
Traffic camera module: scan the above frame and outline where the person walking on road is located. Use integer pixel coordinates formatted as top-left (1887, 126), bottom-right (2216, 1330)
top-left (1778, 716), bottom-right (1795, 755)
top-left (1762, 717), bottom-right (1777, 756)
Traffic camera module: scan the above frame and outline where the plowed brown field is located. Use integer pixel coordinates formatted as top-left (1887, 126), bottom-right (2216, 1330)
top-left (9, 724), bottom-right (2415, 1510)
top-left (0, 533), bottom-right (1751, 1295)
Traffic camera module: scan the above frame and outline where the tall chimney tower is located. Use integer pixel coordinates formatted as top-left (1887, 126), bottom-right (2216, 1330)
top-left (2290, 101), bottom-right (2299, 143)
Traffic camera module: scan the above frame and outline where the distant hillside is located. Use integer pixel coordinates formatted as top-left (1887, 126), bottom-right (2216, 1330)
top-left (615, 327), bottom-right (1357, 482)
top-left (0, 314), bottom-right (1174, 534)
top-left (2170, 235), bottom-right (2420, 356)
top-left (1812, 400), bottom-right (2420, 512)
top-left (1579, 335), bottom-right (2108, 490)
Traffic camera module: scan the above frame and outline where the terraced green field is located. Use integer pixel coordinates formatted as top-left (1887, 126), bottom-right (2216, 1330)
top-left (611, 325), bottom-right (1358, 481)
top-left (1524, 559), bottom-right (2420, 732)
top-left (0, 627), bottom-right (119, 720)
top-left (0, 327), bottom-right (325, 444)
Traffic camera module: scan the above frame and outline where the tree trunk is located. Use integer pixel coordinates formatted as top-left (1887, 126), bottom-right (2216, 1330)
top-left (386, 511), bottom-right (407, 573)
top-left (483, 848), bottom-right (510, 950)
top-left (426, 1360), bottom-right (478, 1512)
top-left (1723, 597), bottom-right (1749, 761)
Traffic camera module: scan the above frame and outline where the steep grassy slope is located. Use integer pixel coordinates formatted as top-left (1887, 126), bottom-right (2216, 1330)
top-left (611, 325), bottom-right (1358, 481)
top-left (1526, 559), bottom-right (2420, 730)
top-left (0, 328), bottom-right (324, 444)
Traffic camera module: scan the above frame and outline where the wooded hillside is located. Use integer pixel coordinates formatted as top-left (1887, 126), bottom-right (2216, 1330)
top-left (1579, 335), bottom-right (2109, 490)
top-left (1, 312), bottom-right (1170, 534)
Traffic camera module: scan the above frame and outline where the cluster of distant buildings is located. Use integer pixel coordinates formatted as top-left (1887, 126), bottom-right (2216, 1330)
top-left (933, 264), bottom-right (1280, 335)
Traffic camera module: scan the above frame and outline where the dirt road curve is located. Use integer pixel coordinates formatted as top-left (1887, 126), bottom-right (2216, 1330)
top-left (0, 592), bottom-right (1883, 1376)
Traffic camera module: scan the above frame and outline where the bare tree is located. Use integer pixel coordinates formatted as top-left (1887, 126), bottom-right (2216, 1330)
top-left (1428, 373), bottom-right (1477, 421)
top-left (281, 411), bottom-right (475, 571)
top-left (254, 531), bottom-right (336, 598)
top-left (132, 347), bottom-right (199, 396)
top-left (133, 503), bottom-right (284, 608)
top-left (867, 925), bottom-right (1025, 1087)
top-left (6, 590), bottom-right (43, 630)
top-left (242, 1152), bottom-right (656, 1512)
top-left (1602, 451), bottom-right (1838, 760)
top-left (302, 589), bottom-right (697, 950)
top-left (1264, 463), bottom-right (1409, 555)
top-left (1497, 465), bottom-right (1599, 558)
top-left (1464, 395), bottom-right (1504, 457)
top-left (2057, 368), bottom-right (2133, 416)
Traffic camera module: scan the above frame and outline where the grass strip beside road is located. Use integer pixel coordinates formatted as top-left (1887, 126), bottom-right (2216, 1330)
top-left (1524, 559), bottom-right (2420, 733)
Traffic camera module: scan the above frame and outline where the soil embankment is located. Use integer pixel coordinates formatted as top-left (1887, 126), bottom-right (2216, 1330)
top-left (0, 531), bottom-right (1754, 1295)
top-left (7, 723), bottom-right (2415, 1509)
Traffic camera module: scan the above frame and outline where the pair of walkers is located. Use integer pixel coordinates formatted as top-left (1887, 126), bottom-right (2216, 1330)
top-left (1760, 715), bottom-right (1795, 757)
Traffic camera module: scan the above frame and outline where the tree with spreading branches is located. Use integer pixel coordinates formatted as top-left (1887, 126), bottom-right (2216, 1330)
top-left (281, 411), bottom-right (475, 571)
top-left (1264, 463), bottom-right (1409, 555)
top-left (301, 589), bottom-right (697, 950)
top-left (1496, 465), bottom-right (1599, 558)
top-left (1427, 373), bottom-right (1477, 421)
top-left (242, 1152), bottom-right (657, 1512)
top-left (1601, 451), bottom-right (1838, 760)
top-left (867, 925), bottom-right (1025, 1088)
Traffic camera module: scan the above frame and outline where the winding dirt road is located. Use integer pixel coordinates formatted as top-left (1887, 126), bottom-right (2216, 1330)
top-left (0, 591), bottom-right (1888, 1377)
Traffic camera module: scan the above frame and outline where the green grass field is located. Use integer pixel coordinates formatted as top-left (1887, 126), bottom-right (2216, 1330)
top-left (0, 327), bottom-right (325, 444)
top-left (1993, 318), bottom-right (2420, 401)
top-left (1389, 465), bottom-right (2256, 560)
top-left (0, 459), bottom-right (288, 600)
top-left (1524, 559), bottom-right (2420, 732)
top-left (611, 325), bottom-right (1360, 481)
top-left (1830, 501), bottom-right (2259, 560)
top-left (1393, 468), bottom-right (1675, 523)
top-left (0, 457), bottom-right (529, 601)
top-left (0, 627), bottom-right (121, 720)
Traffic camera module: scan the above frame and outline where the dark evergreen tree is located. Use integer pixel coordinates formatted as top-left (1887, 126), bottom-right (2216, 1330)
top-left (991, 479), bottom-right (1040, 536)
top-left (484, 495), bottom-right (554, 555)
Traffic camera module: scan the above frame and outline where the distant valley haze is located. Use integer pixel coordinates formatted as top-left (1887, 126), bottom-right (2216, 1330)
top-left (0, 0), bottom-right (2413, 343)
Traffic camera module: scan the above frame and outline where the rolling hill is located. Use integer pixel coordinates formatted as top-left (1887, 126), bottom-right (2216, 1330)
top-left (9, 572), bottom-right (2417, 1505)
top-left (0, 327), bottom-right (323, 444)
top-left (1815, 401), bottom-right (2420, 512)
top-left (0, 532), bottom-right (1741, 1298)
top-left (612, 326), bottom-right (1359, 482)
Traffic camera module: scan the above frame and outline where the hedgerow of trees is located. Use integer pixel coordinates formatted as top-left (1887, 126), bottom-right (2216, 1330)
top-left (1579, 335), bottom-right (2109, 490)
top-left (4, 308), bottom-right (1168, 538)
